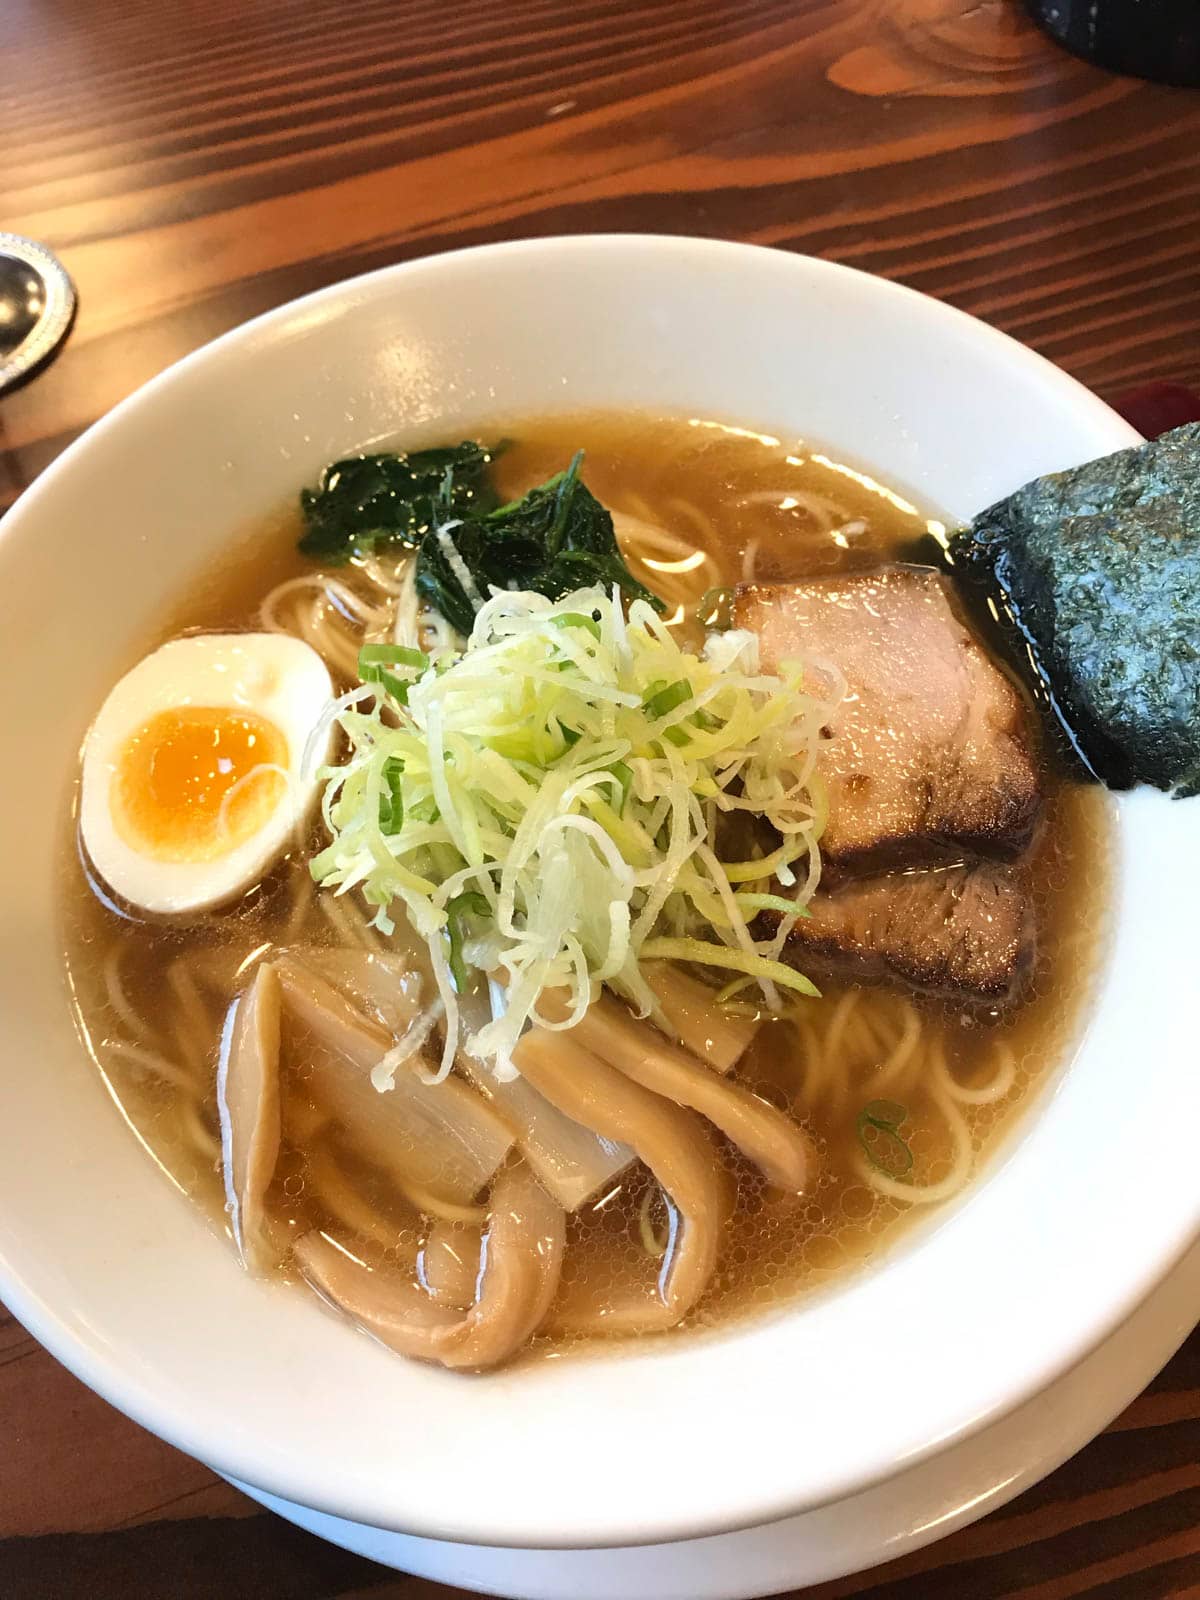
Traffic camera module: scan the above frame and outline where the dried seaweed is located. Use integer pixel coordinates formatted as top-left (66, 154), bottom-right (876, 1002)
top-left (950, 423), bottom-right (1200, 795)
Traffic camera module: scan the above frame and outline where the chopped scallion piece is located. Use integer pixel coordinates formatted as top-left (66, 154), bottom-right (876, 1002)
top-left (360, 664), bottom-right (409, 702)
top-left (446, 890), bottom-right (491, 990)
top-left (378, 756), bottom-right (405, 834)
top-left (856, 1100), bottom-right (914, 1180)
top-left (607, 760), bottom-right (634, 814)
top-left (551, 612), bottom-right (602, 641)
top-left (733, 892), bottom-right (811, 918)
top-left (643, 678), bottom-right (694, 719)
top-left (358, 644), bottom-right (429, 706)
top-left (360, 643), bottom-right (430, 671)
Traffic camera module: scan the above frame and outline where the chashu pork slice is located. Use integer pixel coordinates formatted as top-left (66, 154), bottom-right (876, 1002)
top-left (734, 567), bottom-right (1042, 873)
top-left (785, 863), bottom-right (1033, 1007)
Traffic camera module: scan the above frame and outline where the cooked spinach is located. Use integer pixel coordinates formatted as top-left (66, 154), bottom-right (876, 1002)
top-left (298, 442), bottom-right (496, 561)
top-left (299, 441), bottom-right (662, 635)
top-left (416, 451), bottom-right (663, 635)
top-left (950, 422), bottom-right (1200, 796)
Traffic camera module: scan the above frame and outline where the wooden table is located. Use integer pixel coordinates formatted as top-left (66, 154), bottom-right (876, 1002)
top-left (3, 1), bottom-right (1200, 1594)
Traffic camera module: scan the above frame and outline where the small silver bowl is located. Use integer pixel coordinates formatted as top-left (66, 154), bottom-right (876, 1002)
top-left (0, 233), bottom-right (76, 395)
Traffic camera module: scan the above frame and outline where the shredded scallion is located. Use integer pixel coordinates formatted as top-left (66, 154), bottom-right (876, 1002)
top-left (311, 584), bottom-right (837, 1077)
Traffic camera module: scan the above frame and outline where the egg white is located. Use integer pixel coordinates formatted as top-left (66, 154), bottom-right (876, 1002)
top-left (81, 633), bottom-right (334, 915)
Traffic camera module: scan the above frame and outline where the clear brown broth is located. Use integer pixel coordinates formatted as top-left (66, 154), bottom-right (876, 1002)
top-left (61, 412), bottom-right (1112, 1355)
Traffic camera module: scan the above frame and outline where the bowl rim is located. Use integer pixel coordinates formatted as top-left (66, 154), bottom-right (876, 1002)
top-left (3, 233), bottom-right (1193, 1551)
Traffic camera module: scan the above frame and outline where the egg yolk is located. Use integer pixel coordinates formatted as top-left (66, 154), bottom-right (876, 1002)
top-left (112, 707), bottom-right (289, 863)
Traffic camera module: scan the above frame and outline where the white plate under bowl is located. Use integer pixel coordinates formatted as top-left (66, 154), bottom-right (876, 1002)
top-left (0, 236), bottom-right (1193, 1555)
top-left (234, 1233), bottom-right (1200, 1598)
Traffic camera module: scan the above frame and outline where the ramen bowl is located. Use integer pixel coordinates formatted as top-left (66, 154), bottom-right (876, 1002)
top-left (0, 236), bottom-right (1194, 1554)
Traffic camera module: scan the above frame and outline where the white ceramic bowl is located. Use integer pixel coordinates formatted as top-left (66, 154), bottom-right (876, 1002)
top-left (0, 236), bottom-right (1194, 1552)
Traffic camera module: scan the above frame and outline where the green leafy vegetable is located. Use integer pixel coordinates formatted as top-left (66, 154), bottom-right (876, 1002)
top-left (415, 451), bottom-right (663, 635)
top-left (446, 890), bottom-right (491, 990)
top-left (300, 442), bottom-right (664, 637)
top-left (856, 1099), bottom-right (914, 1180)
top-left (298, 443), bottom-right (497, 562)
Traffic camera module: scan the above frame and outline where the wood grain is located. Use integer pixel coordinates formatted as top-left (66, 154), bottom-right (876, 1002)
top-left (3, 0), bottom-right (1200, 507)
top-left (2, 0), bottom-right (1199, 1595)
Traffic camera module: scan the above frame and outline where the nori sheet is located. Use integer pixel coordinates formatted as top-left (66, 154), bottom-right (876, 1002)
top-left (950, 422), bottom-right (1200, 796)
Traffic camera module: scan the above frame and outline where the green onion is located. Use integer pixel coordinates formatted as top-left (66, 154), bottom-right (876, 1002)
top-left (713, 976), bottom-right (753, 1004)
top-left (644, 678), bottom-right (696, 747)
top-left (606, 760), bottom-right (634, 814)
top-left (733, 892), bottom-right (812, 918)
top-left (378, 756), bottom-right (405, 834)
top-left (639, 938), bottom-right (821, 998)
top-left (721, 840), bottom-right (810, 884)
top-left (310, 585), bottom-right (831, 1078)
top-left (856, 1100), bottom-right (914, 1180)
top-left (864, 1099), bottom-right (907, 1126)
top-left (446, 889), bottom-right (491, 990)
top-left (551, 612), bottom-right (602, 641)
top-left (643, 678), bottom-right (694, 719)
top-left (358, 644), bottom-right (429, 706)
top-left (360, 663), bottom-right (410, 702)
top-left (359, 643), bottom-right (430, 671)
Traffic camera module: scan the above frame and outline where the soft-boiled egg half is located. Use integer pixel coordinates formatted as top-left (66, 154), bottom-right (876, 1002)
top-left (81, 633), bottom-right (334, 915)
